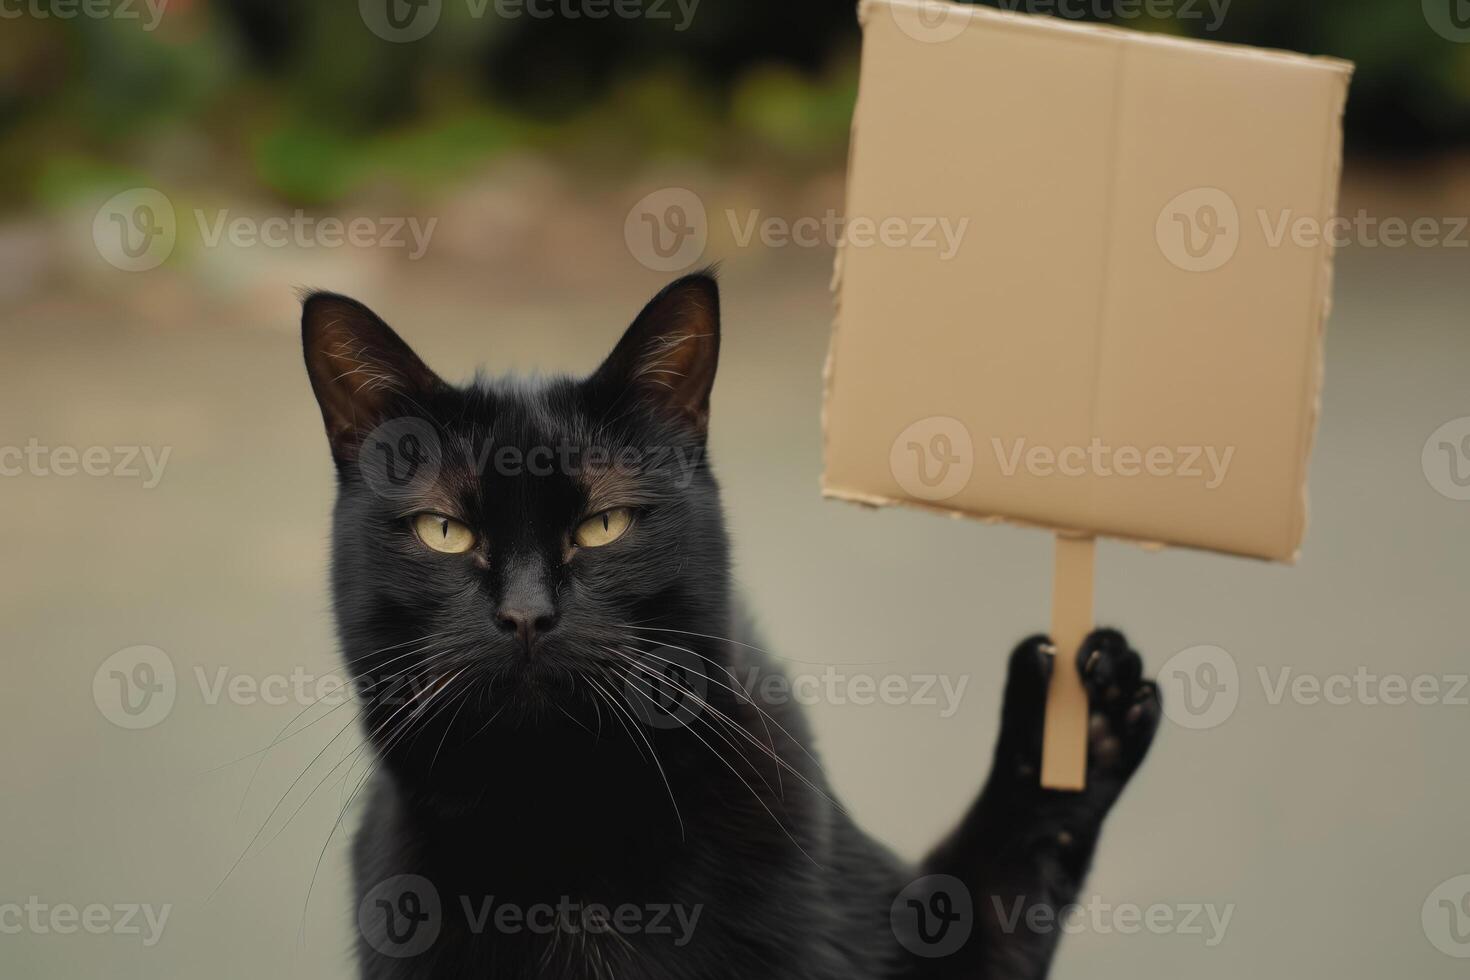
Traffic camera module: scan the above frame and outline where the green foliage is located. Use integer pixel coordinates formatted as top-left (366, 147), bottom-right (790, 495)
top-left (0, 0), bottom-right (1465, 211)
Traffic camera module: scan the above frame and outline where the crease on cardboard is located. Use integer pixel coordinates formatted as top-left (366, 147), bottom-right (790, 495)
top-left (826, 0), bottom-right (1218, 561)
top-left (819, 0), bottom-right (866, 509)
top-left (1077, 34), bottom-right (1129, 537)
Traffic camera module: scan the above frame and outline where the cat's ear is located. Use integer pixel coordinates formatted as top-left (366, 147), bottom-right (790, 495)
top-left (591, 272), bottom-right (721, 436)
top-left (300, 291), bottom-right (445, 460)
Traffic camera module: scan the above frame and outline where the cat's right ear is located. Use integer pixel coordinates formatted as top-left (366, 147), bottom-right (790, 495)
top-left (301, 291), bottom-right (445, 462)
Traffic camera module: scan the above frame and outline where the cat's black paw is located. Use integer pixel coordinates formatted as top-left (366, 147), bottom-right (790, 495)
top-left (992, 629), bottom-right (1160, 799)
top-left (1075, 628), bottom-right (1160, 788)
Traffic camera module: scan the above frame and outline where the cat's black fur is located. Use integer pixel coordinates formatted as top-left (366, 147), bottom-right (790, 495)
top-left (300, 273), bottom-right (1161, 980)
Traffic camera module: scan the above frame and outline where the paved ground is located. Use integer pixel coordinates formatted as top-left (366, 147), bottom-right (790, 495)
top-left (2, 161), bottom-right (1467, 978)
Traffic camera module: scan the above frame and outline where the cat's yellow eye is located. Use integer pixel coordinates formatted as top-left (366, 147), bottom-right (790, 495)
top-left (574, 508), bottom-right (633, 549)
top-left (413, 513), bottom-right (475, 554)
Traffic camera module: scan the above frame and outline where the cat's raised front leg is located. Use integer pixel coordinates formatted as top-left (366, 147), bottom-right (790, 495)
top-left (895, 630), bottom-right (1161, 980)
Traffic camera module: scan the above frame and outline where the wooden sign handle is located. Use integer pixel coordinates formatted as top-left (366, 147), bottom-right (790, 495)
top-left (1040, 534), bottom-right (1095, 791)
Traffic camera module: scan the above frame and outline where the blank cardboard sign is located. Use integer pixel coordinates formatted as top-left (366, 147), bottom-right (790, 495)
top-left (822, 0), bottom-right (1352, 788)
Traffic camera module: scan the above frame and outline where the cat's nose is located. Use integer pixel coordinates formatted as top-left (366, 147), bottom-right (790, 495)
top-left (495, 606), bottom-right (558, 655)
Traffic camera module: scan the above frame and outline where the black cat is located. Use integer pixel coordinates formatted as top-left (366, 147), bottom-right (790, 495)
top-left (300, 272), bottom-right (1161, 980)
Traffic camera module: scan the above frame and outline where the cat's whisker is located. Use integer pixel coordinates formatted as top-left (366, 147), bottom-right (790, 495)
top-left (620, 623), bottom-right (894, 668)
top-left (616, 646), bottom-right (852, 818)
top-left (611, 628), bottom-right (793, 799)
top-left (609, 664), bottom-right (821, 868)
top-left (207, 710), bottom-right (364, 902)
top-left (382, 664), bottom-right (473, 755)
top-left (580, 674), bottom-right (651, 765)
top-left (212, 648), bottom-right (468, 900)
top-left (610, 650), bottom-right (781, 800)
top-left (614, 632), bottom-right (833, 785)
top-left (205, 632), bottom-right (454, 824)
top-left (427, 674), bottom-right (481, 778)
top-left (261, 672), bottom-right (447, 853)
top-left (212, 644), bottom-right (439, 783)
top-left (298, 665), bottom-right (474, 944)
top-left (582, 673), bottom-right (685, 841)
top-left (618, 635), bottom-right (785, 797)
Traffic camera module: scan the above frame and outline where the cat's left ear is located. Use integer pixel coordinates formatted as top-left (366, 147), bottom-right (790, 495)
top-left (300, 291), bottom-right (447, 462)
top-left (590, 271), bottom-right (721, 437)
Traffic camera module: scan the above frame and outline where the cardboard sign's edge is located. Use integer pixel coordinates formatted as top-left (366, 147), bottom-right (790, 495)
top-left (818, 0), bottom-right (869, 534)
top-left (1286, 63), bottom-right (1355, 569)
top-left (819, 482), bottom-right (1294, 565)
top-left (862, 0), bottom-right (1355, 74)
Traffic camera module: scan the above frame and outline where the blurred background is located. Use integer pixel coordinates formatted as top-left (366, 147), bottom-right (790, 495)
top-left (2, 1), bottom-right (1467, 978)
